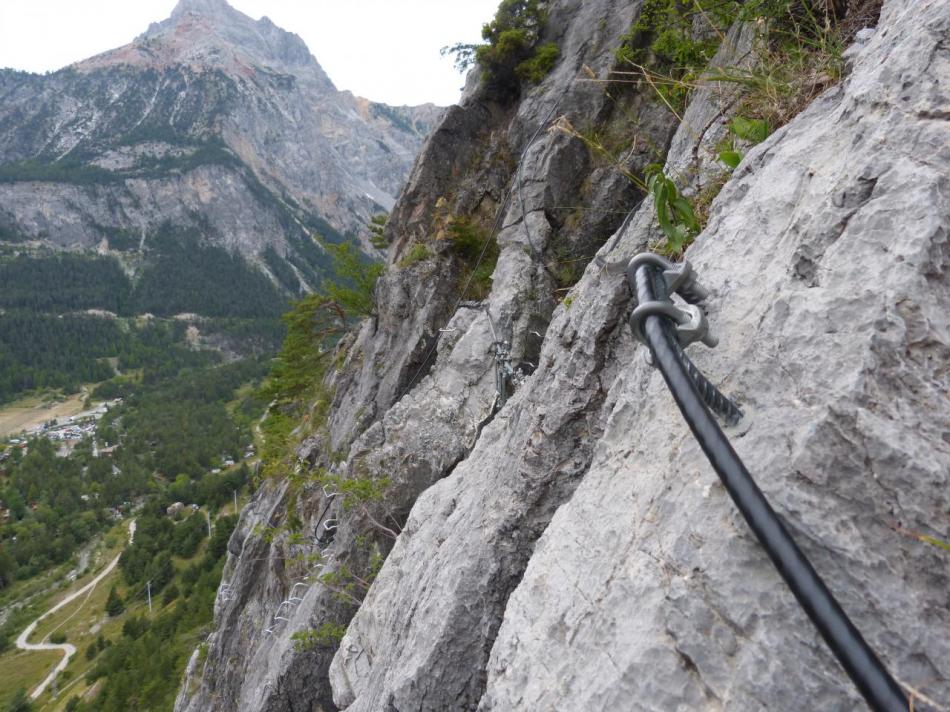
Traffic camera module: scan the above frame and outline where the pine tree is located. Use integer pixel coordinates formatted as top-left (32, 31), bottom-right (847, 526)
top-left (105, 585), bottom-right (124, 617)
top-left (7, 688), bottom-right (32, 712)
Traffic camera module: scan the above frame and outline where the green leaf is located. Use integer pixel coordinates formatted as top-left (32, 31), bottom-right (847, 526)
top-left (718, 150), bottom-right (743, 169)
top-left (729, 116), bottom-right (770, 144)
top-left (670, 197), bottom-right (699, 232)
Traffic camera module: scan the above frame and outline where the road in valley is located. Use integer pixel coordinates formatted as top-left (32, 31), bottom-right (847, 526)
top-left (15, 519), bottom-right (136, 700)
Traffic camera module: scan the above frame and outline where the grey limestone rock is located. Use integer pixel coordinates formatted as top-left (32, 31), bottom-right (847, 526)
top-left (333, 0), bottom-right (950, 710)
top-left (182, 0), bottom-right (950, 710)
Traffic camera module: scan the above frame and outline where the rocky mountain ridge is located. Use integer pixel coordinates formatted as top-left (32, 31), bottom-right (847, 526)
top-left (0, 0), bottom-right (441, 293)
top-left (176, 0), bottom-right (949, 710)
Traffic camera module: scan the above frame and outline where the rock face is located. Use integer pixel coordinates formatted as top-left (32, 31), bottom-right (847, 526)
top-left (0, 0), bottom-right (440, 283)
top-left (178, 0), bottom-right (949, 710)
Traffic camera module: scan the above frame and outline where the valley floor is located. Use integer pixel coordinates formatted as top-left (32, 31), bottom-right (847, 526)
top-left (0, 389), bottom-right (91, 440)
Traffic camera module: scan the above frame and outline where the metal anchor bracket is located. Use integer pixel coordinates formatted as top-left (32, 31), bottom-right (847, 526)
top-left (627, 254), bottom-right (718, 352)
top-left (491, 339), bottom-right (514, 407)
top-left (626, 254), bottom-right (711, 305)
top-left (630, 301), bottom-right (718, 349)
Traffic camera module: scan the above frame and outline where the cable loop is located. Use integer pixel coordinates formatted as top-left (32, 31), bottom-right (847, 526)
top-left (629, 301), bottom-right (688, 344)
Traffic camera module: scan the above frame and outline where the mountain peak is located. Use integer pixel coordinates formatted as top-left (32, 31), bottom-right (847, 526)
top-left (171, 0), bottom-right (232, 18)
top-left (75, 0), bottom-right (332, 89)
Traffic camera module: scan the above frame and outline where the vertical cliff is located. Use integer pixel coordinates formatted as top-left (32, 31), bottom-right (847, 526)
top-left (177, 0), bottom-right (949, 710)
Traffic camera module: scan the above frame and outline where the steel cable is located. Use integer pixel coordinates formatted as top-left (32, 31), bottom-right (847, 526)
top-left (631, 261), bottom-right (908, 712)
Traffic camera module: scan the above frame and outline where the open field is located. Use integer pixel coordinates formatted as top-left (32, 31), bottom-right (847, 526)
top-left (0, 648), bottom-right (61, 709)
top-left (0, 388), bottom-right (90, 439)
top-left (0, 521), bottom-right (134, 709)
top-left (1, 516), bottom-right (217, 710)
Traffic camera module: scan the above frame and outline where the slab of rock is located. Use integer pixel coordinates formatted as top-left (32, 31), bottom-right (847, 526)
top-left (331, 0), bottom-right (949, 710)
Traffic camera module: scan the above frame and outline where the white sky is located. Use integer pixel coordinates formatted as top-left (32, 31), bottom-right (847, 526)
top-left (0, 0), bottom-right (499, 106)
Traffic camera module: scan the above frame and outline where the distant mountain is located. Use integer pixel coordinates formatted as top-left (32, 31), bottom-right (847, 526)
top-left (0, 0), bottom-right (442, 296)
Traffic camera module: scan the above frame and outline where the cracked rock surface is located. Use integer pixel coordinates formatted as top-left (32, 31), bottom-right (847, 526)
top-left (334, 0), bottom-right (949, 710)
top-left (179, 0), bottom-right (949, 709)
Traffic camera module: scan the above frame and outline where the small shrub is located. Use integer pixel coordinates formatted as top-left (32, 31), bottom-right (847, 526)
top-left (446, 216), bottom-right (498, 300)
top-left (122, 615), bottom-right (150, 640)
top-left (717, 116), bottom-right (771, 169)
top-left (7, 688), bottom-right (31, 712)
top-left (614, 0), bottom-right (727, 112)
top-left (291, 623), bottom-right (347, 652)
top-left (397, 244), bottom-right (432, 269)
top-left (320, 241), bottom-right (384, 318)
top-left (162, 582), bottom-right (180, 605)
top-left (443, 0), bottom-right (558, 93)
top-left (703, 1), bottom-right (847, 128)
top-left (367, 213), bottom-right (388, 250)
top-left (49, 631), bottom-right (67, 644)
top-left (515, 42), bottom-right (560, 83)
top-left (105, 586), bottom-right (124, 617)
top-left (692, 172), bottom-right (730, 228)
top-left (644, 164), bottom-right (700, 256)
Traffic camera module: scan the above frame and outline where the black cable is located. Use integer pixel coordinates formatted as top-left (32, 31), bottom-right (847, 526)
top-left (631, 261), bottom-right (908, 712)
top-left (667, 334), bottom-right (743, 424)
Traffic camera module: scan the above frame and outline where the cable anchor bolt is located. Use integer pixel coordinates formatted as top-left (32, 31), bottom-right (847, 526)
top-left (626, 254), bottom-right (711, 305)
top-left (630, 301), bottom-right (719, 350)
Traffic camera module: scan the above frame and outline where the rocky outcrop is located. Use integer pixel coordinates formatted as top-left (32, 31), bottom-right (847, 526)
top-left (0, 0), bottom-right (440, 282)
top-left (179, 0), bottom-right (949, 710)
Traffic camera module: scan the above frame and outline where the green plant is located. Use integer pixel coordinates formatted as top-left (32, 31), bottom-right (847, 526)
top-left (105, 585), bottom-right (124, 617)
top-left (702, 2), bottom-right (846, 129)
top-left (7, 688), bottom-right (31, 712)
top-left (612, 1), bottom-right (848, 125)
top-left (613, 0), bottom-right (734, 112)
top-left (49, 631), bottom-right (67, 644)
top-left (717, 116), bottom-right (771, 168)
top-left (551, 116), bottom-right (646, 190)
top-left (515, 42), bottom-right (560, 82)
top-left (442, 0), bottom-right (558, 92)
top-left (444, 215), bottom-right (499, 300)
top-left (692, 172), bottom-right (730, 228)
top-left (262, 297), bottom-right (345, 406)
top-left (320, 241), bottom-right (384, 318)
top-left (616, 0), bottom-right (723, 70)
top-left (397, 243), bottom-right (432, 269)
top-left (162, 582), bottom-right (180, 605)
top-left (319, 470), bottom-right (400, 540)
top-left (291, 623), bottom-right (347, 652)
top-left (644, 164), bottom-right (700, 256)
top-left (368, 213), bottom-right (389, 250)
top-left (318, 564), bottom-right (374, 607)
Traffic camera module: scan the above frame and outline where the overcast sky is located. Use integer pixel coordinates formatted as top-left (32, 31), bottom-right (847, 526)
top-left (0, 0), bottom-right (499, 106)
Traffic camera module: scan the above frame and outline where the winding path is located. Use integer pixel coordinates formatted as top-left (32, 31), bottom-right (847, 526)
top-left (15, 519), bottom-right (136, 700)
